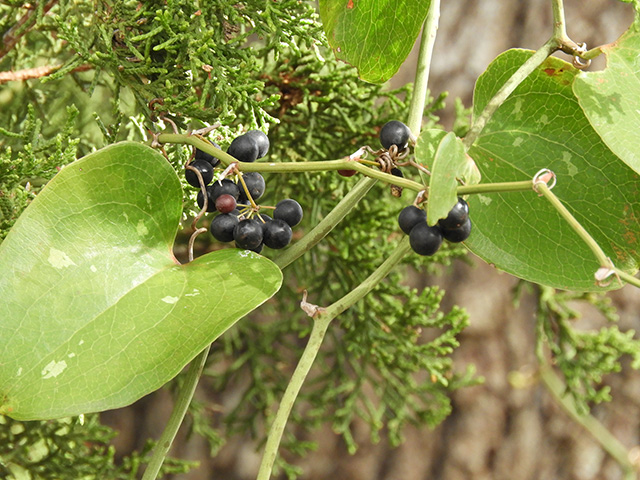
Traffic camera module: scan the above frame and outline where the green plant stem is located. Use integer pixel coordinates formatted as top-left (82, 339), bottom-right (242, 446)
top-left (256, 237), bottom-right (412, 480)
top-left (407, 0), bottom-right (440, 136)
top-left (457, 180), bottom-right (534, 195)
top-left (142, 346), bottom-right (210, 480)
top-left (538, 360), bottom-right (636, 479)
top-left (156, 134), bottom-right (423, 192)
top-left (462, 38), bottom-right (559, 149)
top-left (535, 183), bottom-right (610, 267)
top-left (274, 176), bottom-right (378, 269)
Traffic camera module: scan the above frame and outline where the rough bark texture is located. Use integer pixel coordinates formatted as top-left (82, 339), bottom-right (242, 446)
top-left (102, 2), bottom-right (640, 479)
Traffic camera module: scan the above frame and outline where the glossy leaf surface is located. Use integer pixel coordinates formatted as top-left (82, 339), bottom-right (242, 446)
top-left (0, 142), bottom-right (282, 420)
top-left (318, 0), bottom-right (431, 83)
top-left (466, 50), bottom-right (640, 291)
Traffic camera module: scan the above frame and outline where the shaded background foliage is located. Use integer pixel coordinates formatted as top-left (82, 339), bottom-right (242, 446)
top-left (1, 1), bottom-right (639, 479)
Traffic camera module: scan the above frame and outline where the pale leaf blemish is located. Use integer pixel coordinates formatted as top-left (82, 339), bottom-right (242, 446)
top-left (136, 219), bottom-right (149, 236)
top-left (16, 367), bottom-right (22, 377)
top-left (123, 213), bottom-right (129, 222)
top-left (78, 339), bottom-right (84, 346)
top-left (513, 137), bottom-right (523, 147)
top-left (68, 352), bottom-right (76, 358)
top-left (538, 114), bottom-right (549, 125)
top-left (48, 248), bottom-right (76, 269)
top-left (162, 296), bottom-right (179, 304)
top-left (41, 360), bottom-right (68, 379)
top-left (478, 195), bottom-right (493, 206)
top-left (560, 151), bottom-right (578, 177)
top-left (185, 289), bottom-right (200, 297)
top-left (90, 265), bottom-right (98, 273)
top-left (513, 98), bottom-right (523, 120)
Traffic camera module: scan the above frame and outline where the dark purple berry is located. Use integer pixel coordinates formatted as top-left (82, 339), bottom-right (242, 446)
top-left (338, 169), bottom-right (357, 177)
top-left (438, 198), bottom-right (469, 230)
top-left (210, 213), bottom-right (239, 242)
top-left (233, 218), bottom-right (263, 250)
top-left (227, 135), bottom-right (259, 163)
top-left (441, 218), bottom-right (472, 243)
top-left (245, 130), bottom-right (270, 158)
top-left (238, 172), bottom-right (266, 202)
top-left (215, 194), bottom-right (237, 214)
top-left (195, 144), bottom-right (220, 168)
top-left (185, 160), bottom-right (214, 188)
top-left (263, 219), bottom-right (293, 249)
top-left (211, 179), bottom-right (240, 201)
top-left (398, 205), bottom-right (427, 234)
top-left (409, 222), bottom-right (443, 256)
top-left (274, 199), bottom-right (303, 227)
top-left (380, 120), bottom-right (411, 150)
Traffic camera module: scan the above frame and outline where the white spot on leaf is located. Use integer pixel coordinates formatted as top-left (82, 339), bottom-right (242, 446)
top-left (136, 219), bottom-right (149, 236)
top-left (16, 367), bottom-right (22, 377)
top-left (78, 339), bottom-right (84, 346)
top-left (185, 289), bottom-right (200, 297)
top-left (560, 151), bottom-right (578, 177)
top-left (90, 265), bottom-right (98, 273)
top-left (41, 360), bottom-right (68, 379)
top-left (68, 352), bottom-right (76, 358)
top-left (513, 137), bottom-right (523, 147)
top-left (162, 296), bottom-right (179, 304)
top-left (48, 248), bottom-right (76, 269)
top-left (478, 195), bottom-right (493, 206)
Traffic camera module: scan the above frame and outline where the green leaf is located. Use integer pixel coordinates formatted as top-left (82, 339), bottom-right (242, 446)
top-left (574, 30), bottom-right (640, 175)
top-left (318, 0), bottom-right (431, 83)
top-left (467, 50), bottom-right (640, 291)
top-left (0, 142), bottom-right (282, 420)
top-left (424, 132), bottom-right (480, 226)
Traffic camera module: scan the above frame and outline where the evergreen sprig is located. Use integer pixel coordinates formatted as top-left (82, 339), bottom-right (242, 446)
top-left (537, 286), bottom-right (640, 413)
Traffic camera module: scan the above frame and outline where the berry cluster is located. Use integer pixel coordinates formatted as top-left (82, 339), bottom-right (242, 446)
top-left (185, 130), bottom-right (304, 253)
top-left (398, 198), bottom-right (472, 256)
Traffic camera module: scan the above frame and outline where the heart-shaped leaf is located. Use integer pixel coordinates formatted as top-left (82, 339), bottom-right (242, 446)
top-left (318, 0), bottom-right (431, 83)
top-left (573, 30), bottom-right (640, 175)
top-left (0, 142), bottom-right (282, 420)
top-left (466, 50), bottom-right (640, 291)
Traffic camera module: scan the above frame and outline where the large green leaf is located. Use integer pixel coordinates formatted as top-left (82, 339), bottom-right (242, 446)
top-left (466, 50), bottom-right (640, 291)
top-left (573, 30), bottom-right (640, 175)
top-left (0, 142), bottom-right (282, 420)
top-left (318, 0), bottom-right (431, 83)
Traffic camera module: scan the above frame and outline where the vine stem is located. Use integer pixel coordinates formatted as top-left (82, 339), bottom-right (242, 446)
top-left (462, 38), bottom-right (559, 149)
top-left (256, 8), bottom-right (439, 478)
top-left (142, 346), bottom-right (210, 480)
top-left (274, 176), bottom-right (378, 269)
top-left (407, 0), bottom-right (440, 136)
top-left (535, 335), bottom-right (637, 479)
top-left (256, 238), bottom-right (412, 480)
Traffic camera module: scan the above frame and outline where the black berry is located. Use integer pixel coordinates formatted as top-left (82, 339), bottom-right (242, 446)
top-left (263, 219), bottom-right (293, 249)
top-left (441, 218), bottom-right (472, 243)
top-left (274, 199), bottom-right (303, 227)
top-left (398, 205), bottom-right (427, 234)
top-left (338, 169), bottom-right (357, 177)
top-left (211, 179), bottom-right (240, 201)
top-left (233, 218), bottom-right (263, 250)
top-left (409, 222), bottom-right (443, 256)
top-left (195, 143), bottom-right (220, 168)
top-left (438, 197), bottom-right (469, 230)
top-left (380, 120), bottom-right (411, 150)
top-left (215, 194), bottom-right (237, 214)
top-left (227, 135), bottom-right (259, 163)
top-left (245, 130), bottom-right (270, 158)
top-left (185, 160), bottom-right (214, 188)
top-left (210, 213), bottom-right (239, 242)
top-left (238, 172), bottom-right (266, 202)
